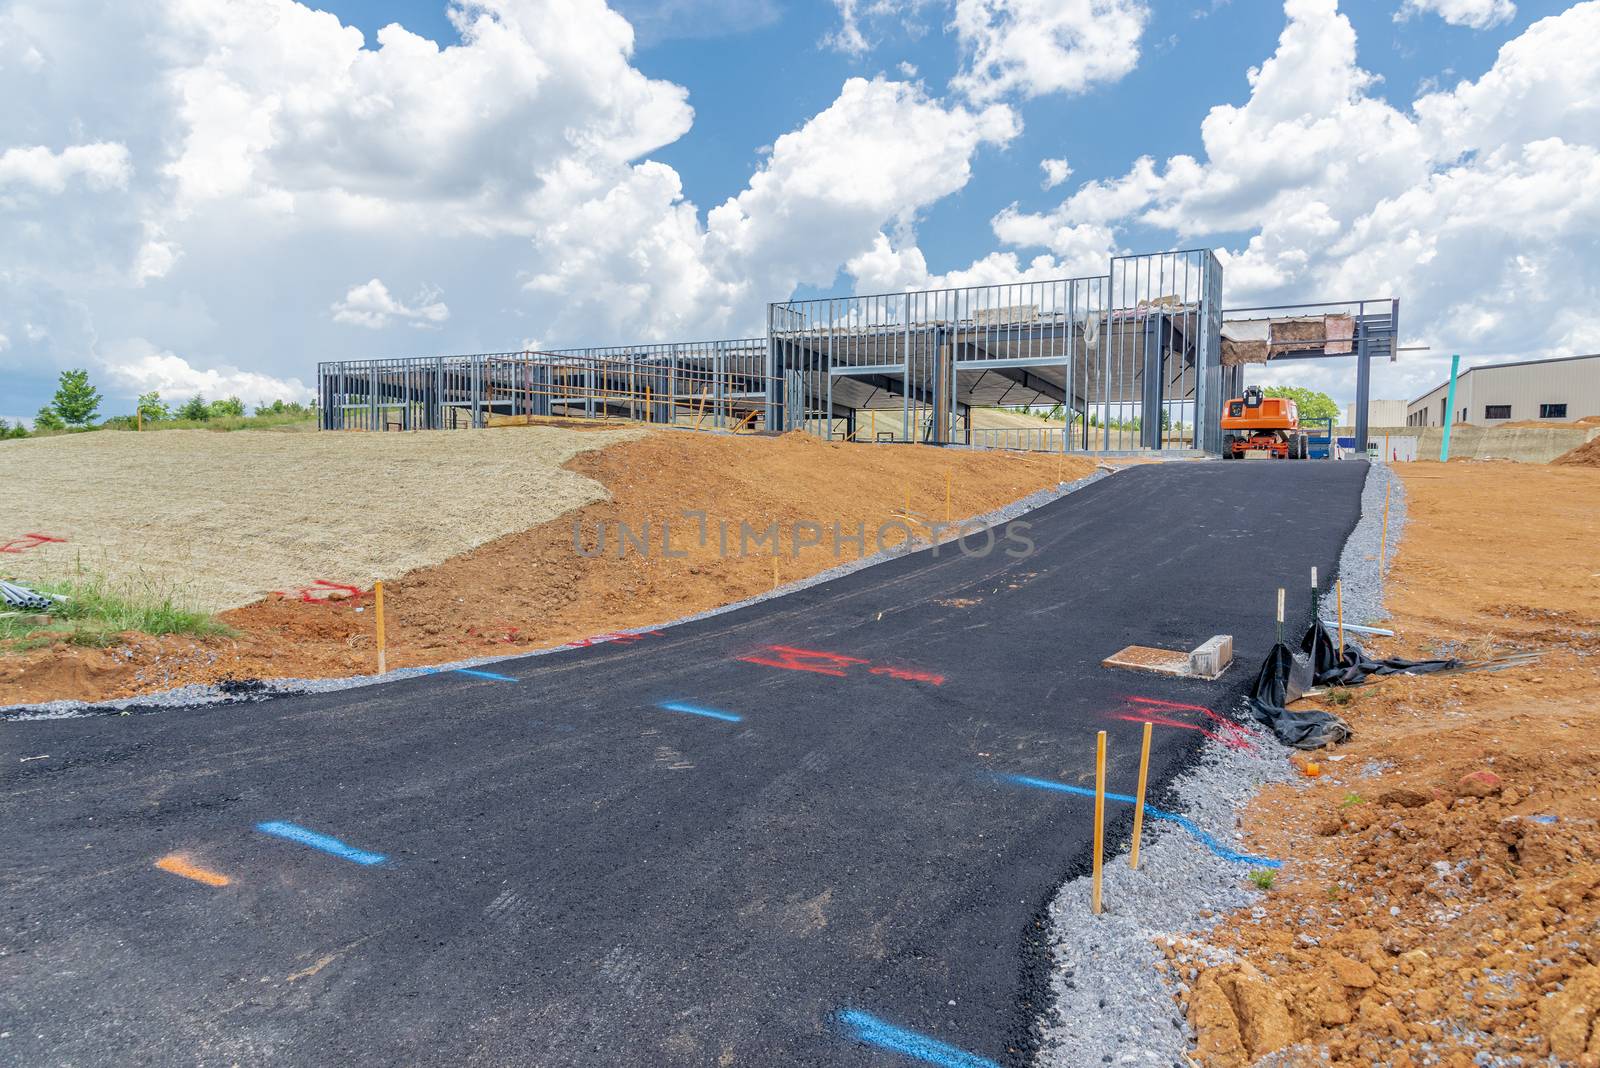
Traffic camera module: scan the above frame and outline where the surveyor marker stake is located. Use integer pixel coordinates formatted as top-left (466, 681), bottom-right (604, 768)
top-left (1093, 730), bottom-right (1107, 915)
top-left (1130, 721), bottom-right (1153, 871)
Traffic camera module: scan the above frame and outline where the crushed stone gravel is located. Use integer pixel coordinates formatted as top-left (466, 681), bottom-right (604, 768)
top-left (1034, 460), bottom-right (1404, 1066)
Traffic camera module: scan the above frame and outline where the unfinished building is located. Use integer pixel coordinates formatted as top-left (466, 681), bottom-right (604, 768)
top-left (317, 249), bottom-right (1399, 455)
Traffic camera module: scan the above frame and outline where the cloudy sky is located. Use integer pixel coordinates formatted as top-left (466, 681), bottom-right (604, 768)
top-left (3, 0), bottom-right (1597, 424)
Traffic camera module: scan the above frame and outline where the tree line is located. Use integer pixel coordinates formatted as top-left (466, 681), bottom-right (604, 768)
top-left (2, 368), bottom-right (314, 439)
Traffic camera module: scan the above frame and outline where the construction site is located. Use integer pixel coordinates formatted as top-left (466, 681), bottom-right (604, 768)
top-left (4, 246), bottom-right (1600, 1068)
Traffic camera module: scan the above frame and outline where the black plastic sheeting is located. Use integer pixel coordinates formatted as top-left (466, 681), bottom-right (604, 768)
top-left (1246, 620), bottom-right (1462, 750)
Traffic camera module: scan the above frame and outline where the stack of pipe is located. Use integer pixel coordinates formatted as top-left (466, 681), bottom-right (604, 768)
top-left (0, 580), bottom-right (53, 611)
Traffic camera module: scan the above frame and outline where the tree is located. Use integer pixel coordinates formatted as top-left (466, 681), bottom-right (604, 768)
top-left (34, 405), bottom-right (64, 431)
top-left (176, 394), bottom-right (211, 421)
top-left (208, 395), bottom-right (246, 418)
top-left (0, 420), bottom-right (29, 440)
top-left (136, 391), bottom-right (170, 422)
top-left (49, 368), bottom-right (102, 426)
top-left (1264, 386), bottom-right (1340, 425)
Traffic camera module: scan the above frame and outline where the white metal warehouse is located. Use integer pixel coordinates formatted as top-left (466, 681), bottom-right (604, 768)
top-left (1406, 353), bottom-right (1600, 427)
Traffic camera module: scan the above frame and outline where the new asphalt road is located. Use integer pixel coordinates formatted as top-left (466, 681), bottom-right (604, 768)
top-left (1, 460), bottom-right (1368, 1067)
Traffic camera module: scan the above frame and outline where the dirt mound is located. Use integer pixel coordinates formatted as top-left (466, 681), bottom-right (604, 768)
top-left (2, 430), bottom-right (1094, 705)
top-left (1174, 460), bottom-right (1600, 1066)
top-left (1553, 434), bottom-right (1600, 466)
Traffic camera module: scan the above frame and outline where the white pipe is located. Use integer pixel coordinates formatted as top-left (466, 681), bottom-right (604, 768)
top-left (1320, 619), bottom-right (1394, 637)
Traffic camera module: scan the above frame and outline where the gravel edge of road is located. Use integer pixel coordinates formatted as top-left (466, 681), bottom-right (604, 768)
top-left (3, 466), bottom-right (1117, 719)
top-left (1033, 460), bottom-right (1405, 1066)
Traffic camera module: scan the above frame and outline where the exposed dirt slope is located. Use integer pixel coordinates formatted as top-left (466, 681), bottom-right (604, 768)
top-left (1553, 434), bottom-right (1600, 467)
top-left (1, 430), bottom-right (1093, 705)
top-left (1174, 461), bottom-right (1600, 1066)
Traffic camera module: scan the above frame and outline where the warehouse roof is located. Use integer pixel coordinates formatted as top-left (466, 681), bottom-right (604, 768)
top-left (1409, 352), bottom-right (1600, 406)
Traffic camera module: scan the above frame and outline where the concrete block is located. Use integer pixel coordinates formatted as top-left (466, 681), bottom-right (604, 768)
top-left (1189, 635), bottom-right (1233, 679)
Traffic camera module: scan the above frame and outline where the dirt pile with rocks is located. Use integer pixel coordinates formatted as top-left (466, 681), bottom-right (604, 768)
top-left (1552, 434), bottom-right (1600, 467)
top-left (1171, 460), bottom-right (1600, 1066)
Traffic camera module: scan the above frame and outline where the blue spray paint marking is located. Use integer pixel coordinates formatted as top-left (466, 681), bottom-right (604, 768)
top-left (455, 668), bottom-right (517, 682)
top-left (1000, 773), bottom-right (1282, 869)
top-left (836, 1010), bottom-right (1000, 1068)
top-left (658, 701), bottom-right (742, 723)
top-left (256, 821), bottom-right (387, 866)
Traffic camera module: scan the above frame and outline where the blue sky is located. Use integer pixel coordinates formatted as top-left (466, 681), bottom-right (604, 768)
top-left (3, 0), bottom-right (1597, 423)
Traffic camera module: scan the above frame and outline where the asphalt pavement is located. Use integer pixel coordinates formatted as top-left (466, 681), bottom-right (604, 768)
top-left (0, 459), bottom-right (1368, 1067)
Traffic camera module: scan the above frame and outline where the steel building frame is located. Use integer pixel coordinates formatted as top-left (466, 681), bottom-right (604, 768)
top-left (324, 248), bottom-right (1418, 456)
top-left (1220, 298), bottom-right (1400, 453)
top-left (318, 339), bottom-right (769, 433)
top-left (765, 249), bottom-right (1223, 452)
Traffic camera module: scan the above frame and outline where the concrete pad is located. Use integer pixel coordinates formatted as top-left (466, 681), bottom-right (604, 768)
top-left (1103, 634), bottom-right (1233, 680)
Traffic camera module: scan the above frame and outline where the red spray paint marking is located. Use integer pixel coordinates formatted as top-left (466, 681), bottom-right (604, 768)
top-left (1117, 695), bottom-right (1256, 750)
top-left (564, 630), bottom-right (663, 649)
top-left (1110, 712), bottom-right (1251, 751)
top-left (0, 532), bottom-right (67, 554)
top-left (737, 645), bottom-right (944, 685)
top-left (738, 645), bottom-right (869, 677)
top-left (868, 664), bottom-right (947, 685)
top-left (271, 579), bottom-right (365, 604)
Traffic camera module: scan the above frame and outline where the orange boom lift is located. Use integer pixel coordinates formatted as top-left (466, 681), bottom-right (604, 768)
top-left (1220, 385), bottom-right (1310, 460)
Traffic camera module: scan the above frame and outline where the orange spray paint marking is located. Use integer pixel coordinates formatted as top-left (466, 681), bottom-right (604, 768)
top-left (155, 854), bottom-right (230, 887)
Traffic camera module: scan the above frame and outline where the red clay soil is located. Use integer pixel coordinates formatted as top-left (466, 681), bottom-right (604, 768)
top-left (1553, 434), bottom-right (1600, 467)
top-left (1170, 461), bottom-right (1600, 1066)
top-left (1, 430), bottom-right (1095, 705)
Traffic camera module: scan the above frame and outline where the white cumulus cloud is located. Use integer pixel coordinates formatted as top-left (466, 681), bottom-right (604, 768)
top-left (1396, 0), bottom-right (1516, 29)
top-left (950, 0), bottom-right (1150, 102)
top-left (331, 279), bottom-right (451, 330)
top-left (100, 340), bottom-right (314, 406)
top-left (1039, 157), bottom-right (1072, 189)
top-left (0, 142), bottom-right (131, 193)
top-left (863, 0), bottom-right (1600, 405)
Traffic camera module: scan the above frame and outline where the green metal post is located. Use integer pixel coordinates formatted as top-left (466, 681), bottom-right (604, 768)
top-left (1439, 353), bottom-right (1460, 462)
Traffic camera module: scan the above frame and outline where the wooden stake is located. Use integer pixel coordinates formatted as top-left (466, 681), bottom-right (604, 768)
top-left (1336, 579), bottom-right (1345, 652)
top-left (374, 579), bottom-right (387, 675)
top-left (1276, 587), bottom-right (1285, 644)
top-left (1380, 481), bottom-right (1392, 575)
top-left (944, 471), bottom-right (952, 523)
top-left (1092, 729), bottom-right (1107, 915)
top-left (772, 557), bottom-right (779, 590)
top-left (1130, 720), bottom-right (1153, 870)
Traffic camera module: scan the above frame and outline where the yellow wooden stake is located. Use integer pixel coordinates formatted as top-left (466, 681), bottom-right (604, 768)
top-left (772, 557), bottom-right (779, 590)
top-left (374, 579), bottom-right (387, 675)
top-left (1093, 729), bottom-right (1107, 915)
top-left (1379, 480), bottom-right (1392, 575)
top-left (1130, 720), bottom-right (1153, 870)
top-left (1336, 579), bottom-right (1345, 653)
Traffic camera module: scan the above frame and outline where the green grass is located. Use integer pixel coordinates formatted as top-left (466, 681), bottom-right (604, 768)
top-left (112, 410), bottom-right (319, 433)
top-left (1, 572), bottom-right (235, 650)
top-left (1248, 869), bottom-right (1277, 891)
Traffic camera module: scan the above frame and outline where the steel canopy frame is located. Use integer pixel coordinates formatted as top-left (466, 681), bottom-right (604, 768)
top-left (1221, 298), bottom-right (1400, 454)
